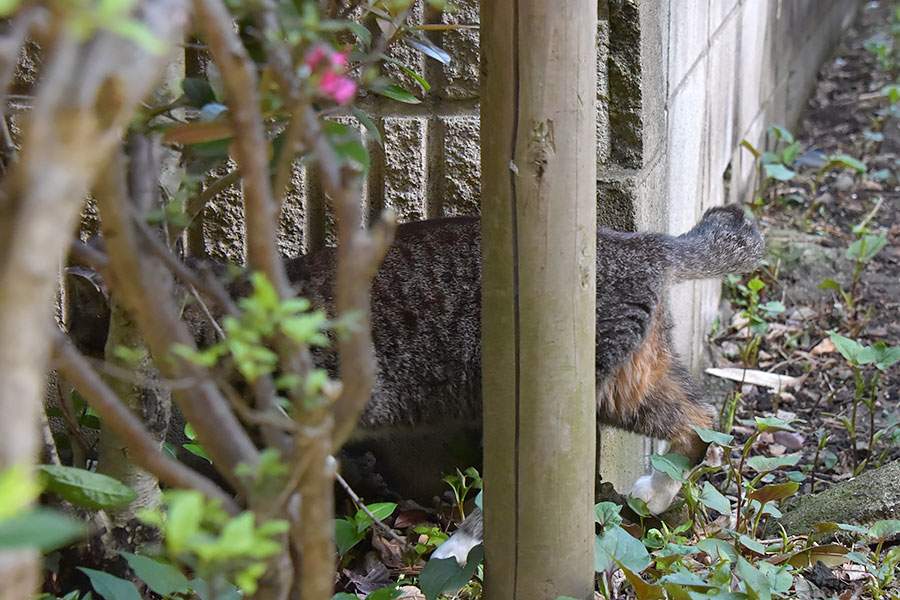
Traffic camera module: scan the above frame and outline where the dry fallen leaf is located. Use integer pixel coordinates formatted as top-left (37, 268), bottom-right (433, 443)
top-left (811, 338), bottom-right (836, 355)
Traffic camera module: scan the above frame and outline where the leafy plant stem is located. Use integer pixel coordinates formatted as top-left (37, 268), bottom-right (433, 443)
top-left (850, 366), bottom-right (865, 475)
top-left (735, 431), bottom-right (760, 533)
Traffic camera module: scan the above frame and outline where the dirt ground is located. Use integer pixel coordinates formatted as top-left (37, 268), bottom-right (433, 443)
top-left (708, 0), bottom-right (900, 494)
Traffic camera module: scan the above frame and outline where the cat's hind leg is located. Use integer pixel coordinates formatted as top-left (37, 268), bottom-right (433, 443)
top-left (618, 363), bottom-right (715, 514)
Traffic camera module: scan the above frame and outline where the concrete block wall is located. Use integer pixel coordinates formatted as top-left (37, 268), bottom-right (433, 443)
top-left (197, 0), bottom-right (859, 491)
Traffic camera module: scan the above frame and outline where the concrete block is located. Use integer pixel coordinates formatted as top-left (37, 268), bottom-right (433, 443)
top-left (736, 1), bottom-right (776, 138)
top-left (437, 0), bottom-right (479, 100)
top-left (666, 54), bottom-right (707, 236)
top-left (277, 161), bottom-right (307, 256)
top-left (437, 115), bottom-right (481, 216)
top-left (597, 17), bottom-right (611, 168)
top-left (638, 0), bottom-right (668, 163)
top-left (705, 13), bottom-right (740, 189)
top-left (634, 153), bottom-right (668, 232)
top-left (597, 171), bottom-right (638, 231)
top-left (599, 427), bottom-right (651, 495)
top-left (669, 281), bottom-right (698, 363)
top-left (203, 163), bottom-right (245, 262)
top-left (607, 0), bottom-right (645, 168)
top-left (383, 116), bottom-right (427, 222)
top-left (667, 0), bottom-right (710, 92)
top-left (708, 0), bottom-right (740, 38)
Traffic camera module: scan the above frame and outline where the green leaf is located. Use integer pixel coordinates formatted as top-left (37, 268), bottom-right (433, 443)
top-left (182, 77), bottom-right (216, 107)
top-left (0, 507), bottom-right (85, 552)
top-left (882, 83), bottom-right (900, 103)
top-left (830, 332), bottom-right (863, 364)
top-left (332, 138), bottom-right (370, 172)
top-left (846, 233), bottom-right (887, 263)
top-left (352, 108), bottom-right (383, 146)
top-left (333, 594), bottom-right (360, 600)
top-left (335, 518), bottom-right (364, 555)
top-left (0, 0), bottom-right (22, 17)
top-left (375, 84), bottom-right (421, 104)
top-left (745, 455), bottom-right (801, 473)
top-left (418, 545), bottom-right (483, 600)
top-left (818, 278), bottom-right (843, 292)
top-left (79, 568), bottom-right (142, 600)
top-left (618, 562), bottom-right (665, 600)
top-left (346, 22), bottom-right (372, 47)
top-left (763, 163), bottom-right (795, 181)
top-left (736, 557), bottom-right (771, 600)
top-left (37, 465), bottom-right (136, 510)
top-left (747, 278), bottom-right (765, 292)
top-left (354, 502), bottom-right (397, 533)
top-left (119, 552), bottom-right (190, 597)
top-left (756, 561), bottom-right (792, 594)
top-left (754, 416), bottom-right (796, 432)
top-left (690, 426), bottom-right (734, 447)
top-left (826, 153), bottom-right (867, 174)
top-left (780, 141), bottom-right (800, 165)
top-left (366, 584), bottom-right (403, 600)
top-left (0, 464), bottom-right (40, 520)
top-left (762, 301), bottom-right (785, 315)
top-left (760, 151), bottom-right (779, 165)
top-left (594, 502), bottom-right (622, 528)
top-left (736, 533), bottom-right (766, 555)
top-left (699, 482), bottom-right (731, 514)
top-left (595, 524), bottom-right (650, 574)
top-left (873, 344), bottom-right (900, 370)
top-left (867, 519), bottom-right (900, 541)
top-left (649, 453), bottom-right (690, 484)
top-left (767, 125), bottom-right (794, 144)
top-left (696, 538), bottom-right (737, 563)
top-left (162, 490), bottom-right (203, 553)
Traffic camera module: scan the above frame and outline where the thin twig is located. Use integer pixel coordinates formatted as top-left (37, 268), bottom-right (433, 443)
top-left (171, 168), bottom-right (242, 241)
top-left (133, 216), bottom-right (239, 317)
top-left (335, 471), bottom-right (408, 546)
top-left (192, 0), bottom-right (291, 297)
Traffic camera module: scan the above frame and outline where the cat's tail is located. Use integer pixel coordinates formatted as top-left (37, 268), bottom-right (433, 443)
top-left (663, 204), bottom-right (765, 283)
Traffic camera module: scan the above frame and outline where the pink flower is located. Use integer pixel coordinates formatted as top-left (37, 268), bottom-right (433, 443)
top-left (319, 70), bottom-right (357, 104)
top-left (304, 44), bottom-right (357, 104)
top-left (305, 44), bottom-right (329, 69)
top-left (330, 49), bottom-right (350, 69)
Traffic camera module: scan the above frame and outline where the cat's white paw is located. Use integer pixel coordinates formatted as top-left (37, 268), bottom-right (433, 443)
top-left (629, 470), bottom-right (683, 515)
top-left (431, 531), bottom-right (480, 565)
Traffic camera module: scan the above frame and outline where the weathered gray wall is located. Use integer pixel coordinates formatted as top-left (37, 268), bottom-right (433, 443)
top-left (199, 0), bottom-right (860, 491)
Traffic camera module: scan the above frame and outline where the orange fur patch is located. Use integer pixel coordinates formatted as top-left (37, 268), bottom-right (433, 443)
top-left (599, 311), bottom-right (671, 421)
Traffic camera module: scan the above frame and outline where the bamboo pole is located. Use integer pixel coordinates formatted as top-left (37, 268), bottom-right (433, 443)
top-left (480, 1), bottom-right (598, 599)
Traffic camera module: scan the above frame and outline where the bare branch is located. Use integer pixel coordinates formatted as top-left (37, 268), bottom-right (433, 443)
top-left (94, 147), bottom-right (260, 496)
top-left (192, 0), bottom-right (291, 298)
top-left (170, 167), bottom-right (242, 241)
top-left (335, 472), bottom-right (407, 546)
top-left (52, 333), bottom-right (239, 513)
top-left (133, 217), bottom-right (239, 317)
top-left (69, 240), bottom-right (111, 276)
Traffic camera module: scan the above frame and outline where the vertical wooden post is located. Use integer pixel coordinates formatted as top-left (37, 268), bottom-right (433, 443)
top-left (480, 1), bottom-right (597, 599)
